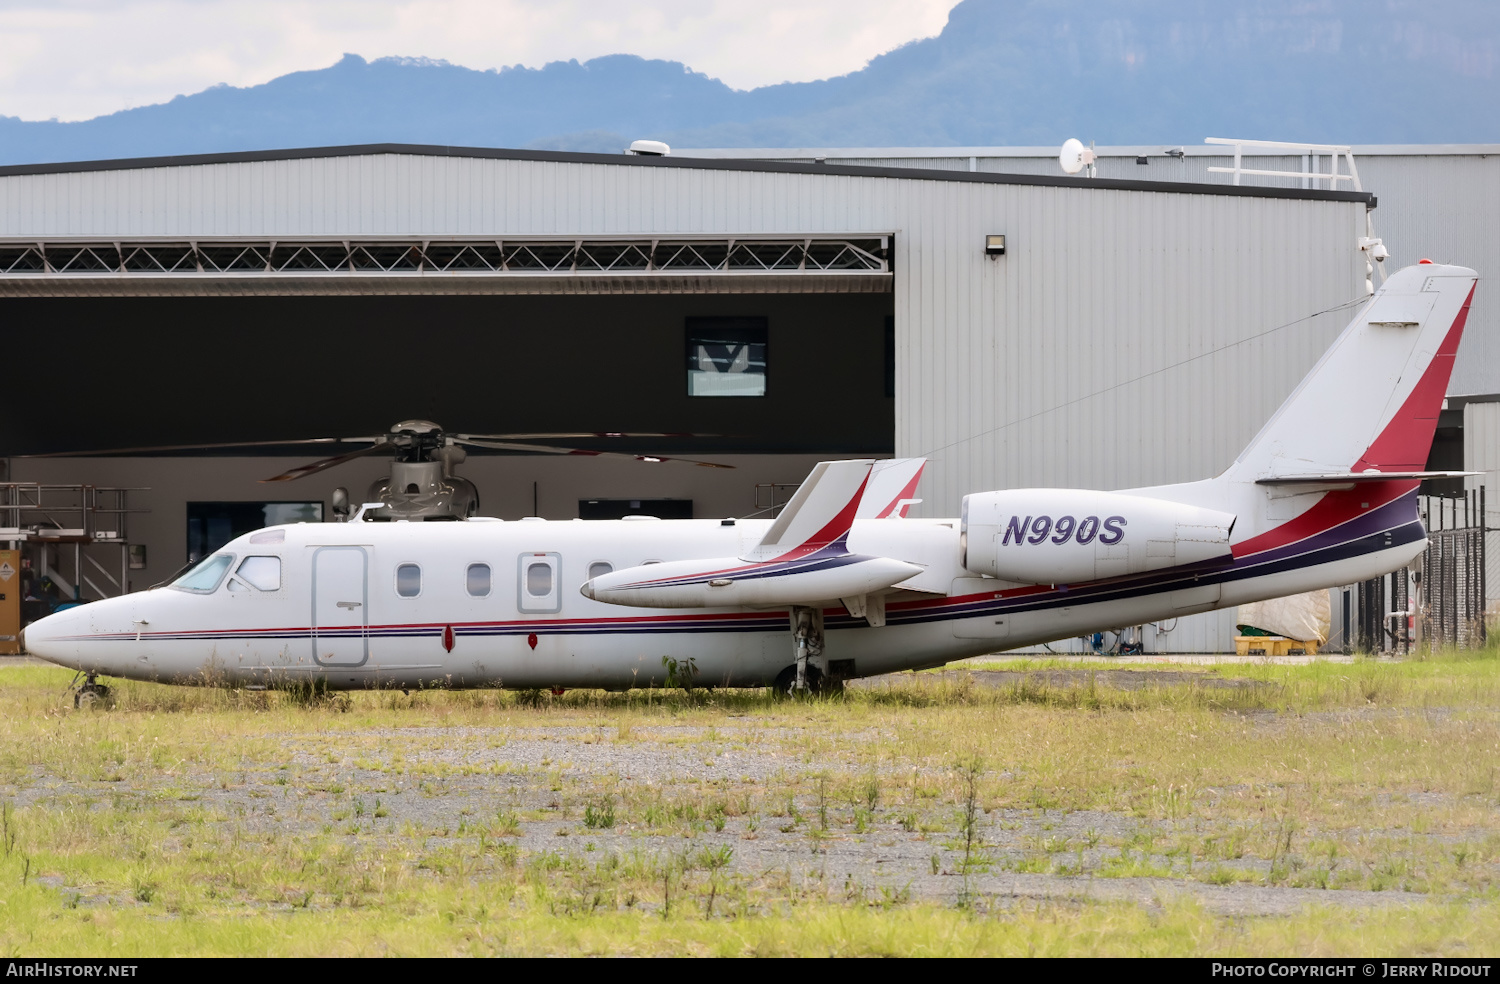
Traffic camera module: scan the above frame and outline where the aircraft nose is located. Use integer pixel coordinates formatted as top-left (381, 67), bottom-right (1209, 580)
top-left (23, 606), bottom-right (85, 668)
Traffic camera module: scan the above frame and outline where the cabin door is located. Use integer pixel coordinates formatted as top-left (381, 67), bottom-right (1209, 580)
top-left (312, 546), bottom-right (369, 667)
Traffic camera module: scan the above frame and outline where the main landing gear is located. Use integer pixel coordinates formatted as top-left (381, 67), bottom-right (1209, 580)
top-left (72, 672), bottom-right (111, 709)
top-left (773, 606), bottom-right (834, 696)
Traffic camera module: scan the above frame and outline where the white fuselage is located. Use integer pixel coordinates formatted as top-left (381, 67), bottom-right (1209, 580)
top-left (23, 503), bottom-right (1422, 690)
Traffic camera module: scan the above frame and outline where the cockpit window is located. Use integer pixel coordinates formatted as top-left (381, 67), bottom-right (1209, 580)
top-left (232, 556), bottom-right (282, 591)
top-left (172, 553), bottom-right (233, 592)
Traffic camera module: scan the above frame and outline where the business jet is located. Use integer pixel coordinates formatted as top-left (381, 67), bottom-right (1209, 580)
top-left (24, 262), bottom-right (1478, 700)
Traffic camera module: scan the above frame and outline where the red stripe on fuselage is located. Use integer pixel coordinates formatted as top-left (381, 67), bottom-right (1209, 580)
top-left (1231, 479), bottom-right (1416, 559)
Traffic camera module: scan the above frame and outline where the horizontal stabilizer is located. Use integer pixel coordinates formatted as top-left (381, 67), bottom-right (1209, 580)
top-left (1256, 470), bottom-right (1479, 486)
top-left (745, 459), bottom-right (873, 562)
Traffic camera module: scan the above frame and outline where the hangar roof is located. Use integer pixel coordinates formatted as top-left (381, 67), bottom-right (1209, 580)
top-left (0, 142), bottom-right (1374, 206)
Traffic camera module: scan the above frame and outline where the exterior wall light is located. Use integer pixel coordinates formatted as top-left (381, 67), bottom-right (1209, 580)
top-left (984, 234), bottom-right (1006, 257)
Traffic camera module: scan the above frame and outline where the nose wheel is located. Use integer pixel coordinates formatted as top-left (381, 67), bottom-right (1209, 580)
top-left (72, 673), bottom-right (111, 709)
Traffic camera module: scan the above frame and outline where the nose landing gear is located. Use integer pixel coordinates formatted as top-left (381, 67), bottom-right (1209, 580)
top-left (71, 672), bottom-right (112, 709)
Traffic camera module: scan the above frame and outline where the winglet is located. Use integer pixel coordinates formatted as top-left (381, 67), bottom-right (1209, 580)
top-left (744, 459), bottom-right (874, 561)
top-left (856, 458), bottom-right (927, 518)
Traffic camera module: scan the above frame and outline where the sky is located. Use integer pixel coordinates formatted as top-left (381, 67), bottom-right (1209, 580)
top-left (0, 0), bottom-right (959, 122)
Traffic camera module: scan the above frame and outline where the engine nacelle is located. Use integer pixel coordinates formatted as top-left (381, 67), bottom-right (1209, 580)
top-left (960, 489), bottom-right (1235, 584)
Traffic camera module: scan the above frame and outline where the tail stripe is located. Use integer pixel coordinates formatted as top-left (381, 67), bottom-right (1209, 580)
top-left (1354, 284), bottom-right (1475, 472)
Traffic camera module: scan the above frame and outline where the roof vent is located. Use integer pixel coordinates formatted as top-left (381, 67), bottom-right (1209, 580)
top-left (626, 139), bottom-right (671, 157)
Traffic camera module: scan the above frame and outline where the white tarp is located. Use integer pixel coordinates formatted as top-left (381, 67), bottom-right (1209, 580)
top-left (1237, 589), bottom-right (1331, 643)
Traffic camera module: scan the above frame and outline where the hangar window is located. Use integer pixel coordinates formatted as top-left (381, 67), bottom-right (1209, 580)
top-left (228, 556), bottom-right (281, 592)
top-left (395, 564), bottom-right (422, 598)
top-left (466, 563), bottom-right (491, 597)
top-left (686, 317), bottom-right (767, 397)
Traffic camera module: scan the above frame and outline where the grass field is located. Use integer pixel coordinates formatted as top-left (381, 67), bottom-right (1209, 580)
top-left (2, 651), bottom-right (1499, 956)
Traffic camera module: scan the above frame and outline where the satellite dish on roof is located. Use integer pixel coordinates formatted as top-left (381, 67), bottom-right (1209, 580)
top-left (1059, 138), bottom-right (1096, 177)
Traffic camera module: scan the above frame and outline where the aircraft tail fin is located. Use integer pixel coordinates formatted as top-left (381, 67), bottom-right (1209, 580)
top-left (856, 458), bottom-right (927, 519)
top-left (1228, 264), bottom-right (1477, 483)
top-left (744, 459), bottom-right (873, 561)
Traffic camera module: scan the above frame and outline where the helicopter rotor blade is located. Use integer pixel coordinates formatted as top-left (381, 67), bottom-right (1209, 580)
top-left (455, 432), bottom-right (719, 440)
top-left (18, 436), bottom-right (373, 458)
top-left (453, 437), bottom-right (734, 469)
top-left (259, 442), bottom-right (397, 483)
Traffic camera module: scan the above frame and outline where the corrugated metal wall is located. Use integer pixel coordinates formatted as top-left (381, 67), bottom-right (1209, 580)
top-left (696, 146), bottom-right (1500, 398)
top-left (0, 152), bottom-right (1369, 651)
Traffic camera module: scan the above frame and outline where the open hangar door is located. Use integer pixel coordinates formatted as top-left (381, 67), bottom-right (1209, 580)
top-left (6, 290), bottom-right (895, 593)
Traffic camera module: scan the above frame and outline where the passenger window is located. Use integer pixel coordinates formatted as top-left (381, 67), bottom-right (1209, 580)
top-left (526, 562), bottom-right (553, 597)
top-left (516, 552), bottom-right (561, 614)
top-left (467, 563), bottom-right (491, 597)
top-left (587, 561), bottom-right (613, 580)
top-left (395, 563), bottom-right (422, 598)
top-left (235, 556), bottom-right (281, 591)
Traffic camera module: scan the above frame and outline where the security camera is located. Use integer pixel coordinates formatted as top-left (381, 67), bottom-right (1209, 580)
top-left (1358, 237), bottom-right (1390, 263)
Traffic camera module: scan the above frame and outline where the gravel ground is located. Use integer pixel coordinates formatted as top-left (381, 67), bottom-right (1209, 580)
top-left (4, 734), bottom-right (1458, 916)
top-left (1, 663), bottom-right (1484, 918)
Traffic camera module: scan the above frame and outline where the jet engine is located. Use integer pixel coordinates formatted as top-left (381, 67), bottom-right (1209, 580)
top-left (960, 489), bottom-right (1235, 585)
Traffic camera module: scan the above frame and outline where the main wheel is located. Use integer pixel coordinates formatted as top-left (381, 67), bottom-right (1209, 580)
top-left (771, 664), bottom-right (827, 696)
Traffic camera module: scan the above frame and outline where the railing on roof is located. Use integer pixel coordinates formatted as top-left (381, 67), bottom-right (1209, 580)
top-left (1203, 138), bottom-right (1362, 192)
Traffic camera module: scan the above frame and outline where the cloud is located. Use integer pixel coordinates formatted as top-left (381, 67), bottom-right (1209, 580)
top-left (0, 0), bottom-right (958, 121)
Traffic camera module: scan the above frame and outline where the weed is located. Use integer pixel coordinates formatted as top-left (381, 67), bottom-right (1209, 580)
top-left (1201, 866), bottom-right (1239, 886)
top-left (661, 656), bottom-right (699, 690)
top-left (583, 800), bottom-right (616, 830)
top-left (131, 873), bottom-right (157, 903)
top-left (956, 755), bottom-right (983, 908)
top-left (694, 845), bottom-right (733, 870)
top-left (494, 810), bottom-right (522, 836)
top-left (1, 801), bottom-right (14, 857)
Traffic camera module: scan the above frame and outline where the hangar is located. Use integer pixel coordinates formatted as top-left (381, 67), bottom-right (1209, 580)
top-left (0, 143), bottom-right (1382, 651)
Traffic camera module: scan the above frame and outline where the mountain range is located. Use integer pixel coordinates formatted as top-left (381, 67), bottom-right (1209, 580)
top-left (0, 0), bottom-right (1495, 165)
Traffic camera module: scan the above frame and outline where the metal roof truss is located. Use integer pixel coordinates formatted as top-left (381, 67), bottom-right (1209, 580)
top-left (0, 235), bottom-right (892, 296)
